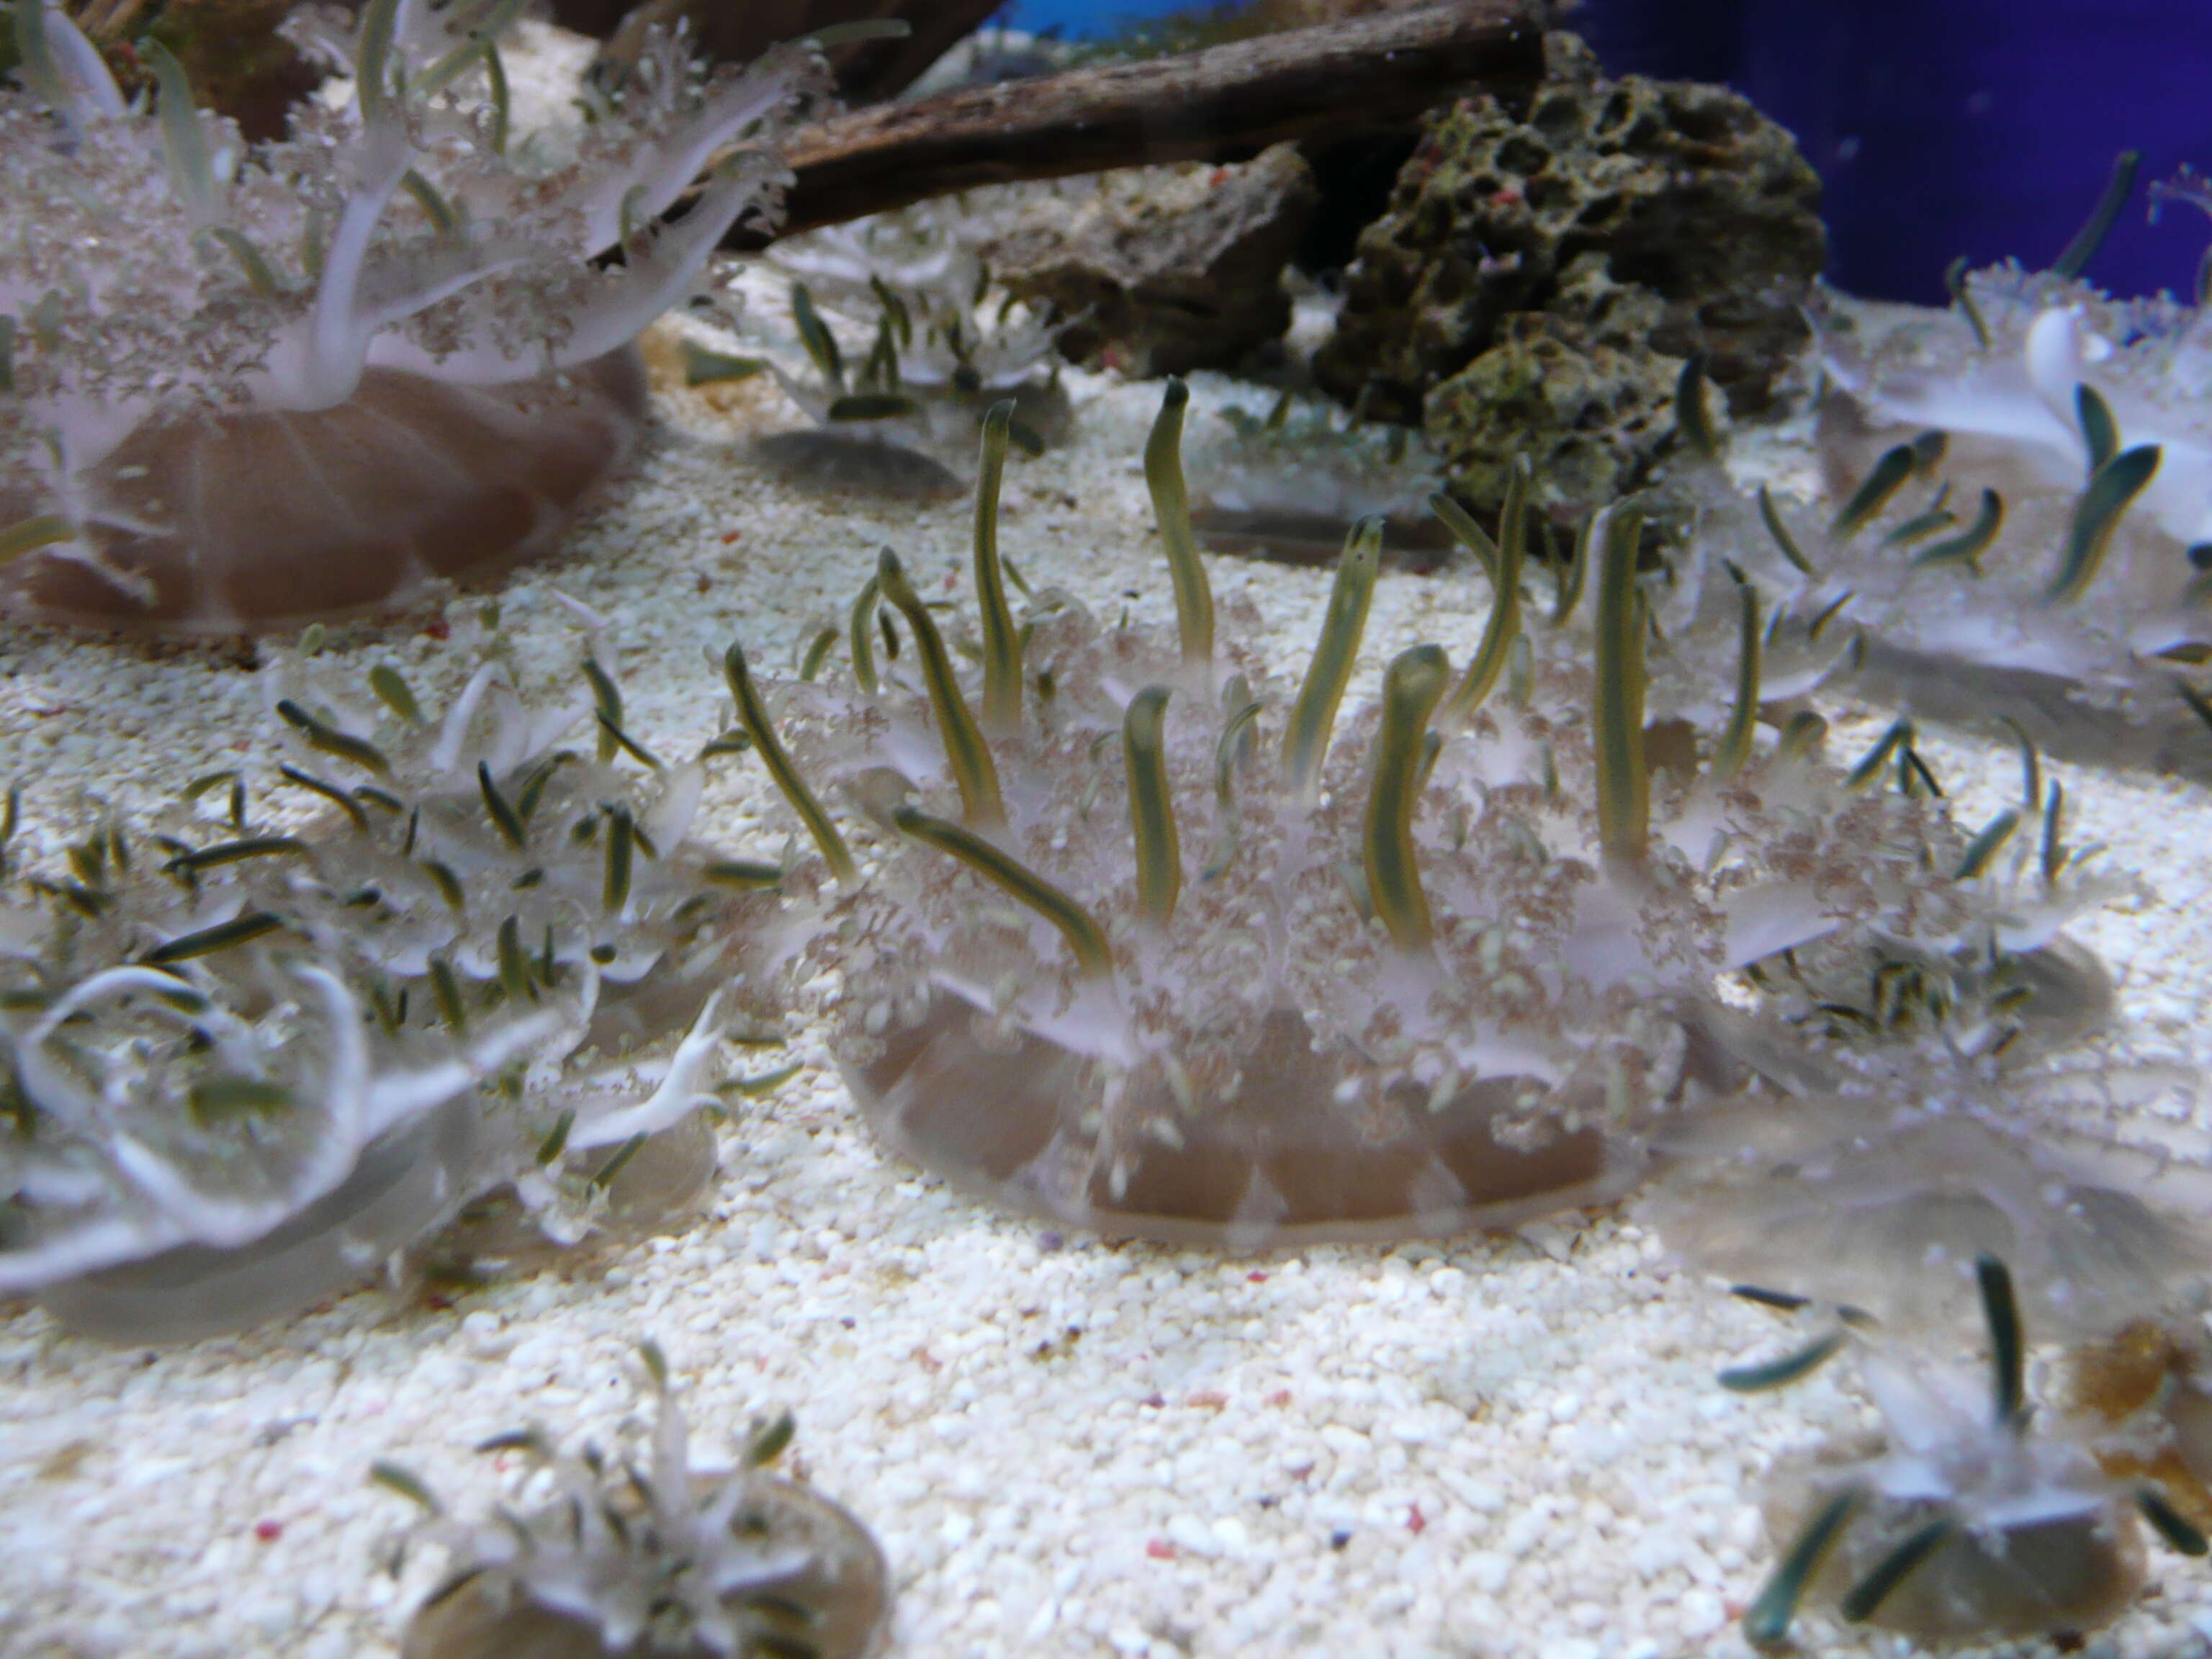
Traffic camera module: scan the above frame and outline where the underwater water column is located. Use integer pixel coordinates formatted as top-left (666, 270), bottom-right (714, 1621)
top-left (1580, 0), bottom-right (2212, 304)
top-left (999, 0), bottom-right (1208, 35)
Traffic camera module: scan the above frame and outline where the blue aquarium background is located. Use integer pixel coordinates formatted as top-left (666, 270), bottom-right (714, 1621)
top-left (1002, 0), bottom-right (2212, 306)
top-left (1001, 0), bottom-right (1198, 32)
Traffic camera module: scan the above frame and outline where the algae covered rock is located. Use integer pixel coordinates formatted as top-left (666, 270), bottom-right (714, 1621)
top-left (1425, 292), bottom-right (1682, 514)
top-left (1315, 34), bottom-right (1823, 513)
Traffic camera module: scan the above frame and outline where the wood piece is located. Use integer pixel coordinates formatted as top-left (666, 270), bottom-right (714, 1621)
top-left (741, 1), bottom-right (1545, 243)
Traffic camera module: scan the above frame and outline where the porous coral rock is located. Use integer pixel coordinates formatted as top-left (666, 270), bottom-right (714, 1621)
top-left (1313, 32), bottom-right (1822, 515)
top-left (1424, 302), bottom-right (1684, 522)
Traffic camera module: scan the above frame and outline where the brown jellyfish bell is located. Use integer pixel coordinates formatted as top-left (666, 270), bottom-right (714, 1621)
top-left (4, 355), bottom-right (649, 632)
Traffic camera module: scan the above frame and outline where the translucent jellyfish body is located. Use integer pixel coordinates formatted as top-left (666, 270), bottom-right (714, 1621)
top-left (0, 618), bottom-right (779, 1340)
top-left (1648, 910), bottom-right (2212, 1346)
top-left (729, 387), bottom-right (2002, 1246)
top-left (733, 268), bottom-right (1069, 505)
top-left (763, 208), bottom-right (1072, 445)
top-left (1653, 1077), bottom-right (2212, 1348)
top-left (0, 0), bottom-right (814, 632)
top-left (1735, 1259), bottom-right (2205, 1649)
top-left (1182, 389), bottom-right (1451, 572)
top-left (385, 1349), bottom-right (891, 1659)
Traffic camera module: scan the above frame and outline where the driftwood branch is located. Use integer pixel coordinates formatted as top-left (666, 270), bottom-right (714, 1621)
top-left (739, 1), bottom-right (1546, 243)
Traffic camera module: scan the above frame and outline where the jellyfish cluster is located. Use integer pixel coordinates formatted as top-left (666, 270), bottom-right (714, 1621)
top-left (1653, 253), bottom-right (2212, 780)
top-left (0, 608), bottom-right (781, 1343)
top-left (15, 11), bottom-right (2212, 1647)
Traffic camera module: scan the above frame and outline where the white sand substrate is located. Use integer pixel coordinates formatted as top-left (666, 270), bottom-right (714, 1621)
top-left (6, 319), bottom-right (2212, 1659)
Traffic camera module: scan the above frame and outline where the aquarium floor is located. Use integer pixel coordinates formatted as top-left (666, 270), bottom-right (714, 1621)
top-left (6, 338), bottom-right (2212, 1659)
